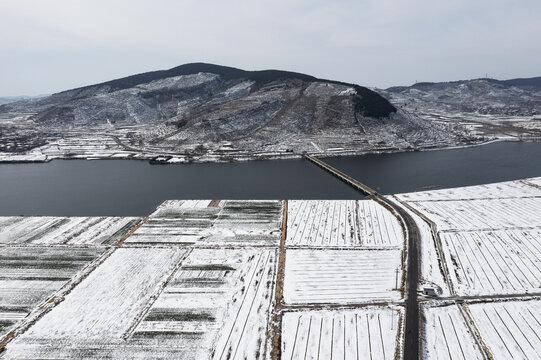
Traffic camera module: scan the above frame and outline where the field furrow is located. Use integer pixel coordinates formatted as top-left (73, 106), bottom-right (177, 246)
top-left (126, 200), bottom-right (282, 247)
top-left (0, 246), bottom-right (104, 340)
top-left (282, 308), bottom-right (402, 360)
top-left (286, 200), bottom-right (403, 248)
top-left (283, 249), bottom-right (402, 304)
top-left (0, 216), bottom-right (141, 245)
top-left (421, 304), bottom-right (482, 360)
top-left (468, 300), bottom-right (541, 360)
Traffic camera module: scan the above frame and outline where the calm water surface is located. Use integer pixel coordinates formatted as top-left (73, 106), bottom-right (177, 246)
top-left (1, 141), bottom-right (540, 216)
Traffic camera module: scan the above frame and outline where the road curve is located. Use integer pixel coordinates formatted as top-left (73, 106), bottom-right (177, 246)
top-left (377, 197), bottom-right (420, 360)
top-left (303, 154), bottom-right (421, 359)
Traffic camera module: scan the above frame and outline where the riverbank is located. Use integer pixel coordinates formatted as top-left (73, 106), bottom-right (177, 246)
top-left (1, 136), bottom-right (538, 164)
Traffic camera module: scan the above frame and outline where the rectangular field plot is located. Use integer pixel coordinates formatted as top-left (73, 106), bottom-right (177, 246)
top-left (4, 248), bottom-right (276, 359)
top-left (4, 247), bottom-right (186, 358)
top-left (468, 300), bottom-right (541, 360)
top-left (408, 197), bottom-right (541, 231)
top-left (422, 304), bottom-right (482, 360)
top-left (440, 230), bottom-right (541, 296)
top-left (0, 216), bottom-right (140, 245)
top-left (286, 200), bottom-right (403, 247)
top-left (126, 200), bottom-right (282, 247)
top-left (281, 307), bottom-right (402, 360)
top-left (0, 246), bottom-right (104, 339)
top-left (397, 179), bottom-right (541, 202)
top-left (129, 248), bottom-right (277, 360)
top-left (283, 249), bottom-right (402, 304)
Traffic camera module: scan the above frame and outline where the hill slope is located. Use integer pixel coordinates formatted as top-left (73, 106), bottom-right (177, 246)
top-left (0, 63), bottom-right (465, 162)
top-left (384, 77), bottom-right (541, 116)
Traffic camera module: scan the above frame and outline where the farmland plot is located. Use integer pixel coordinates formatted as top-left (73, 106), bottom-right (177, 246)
top-left (4, 247), bottom-right (186, 358)
top-left (128, 248), bottom-right (277, 359)
top-left (0, 246), bottom-right (103, 339)
top-left (406, 197), bottom-right (541, 231)
top-left (5, 248), bottom-right (276, 359)
top-left (440, 230), bottom-right (541, 296)
top-left (126, 200), bottom-right (282, 247)
top-left (397, 179), bottom-right (541, 202)
top-left (468, 300), bottom-right (541, 360)
top-left (422, 304), bottom-right (482, 360)
top-left (286, 200), bottom-right (403, 247)
top-left (0, 216), bottom-right (140, 245)
top-left (283, 249), bottom-right (402, 304)
top-left (281, 307), bottom-right (402, 360)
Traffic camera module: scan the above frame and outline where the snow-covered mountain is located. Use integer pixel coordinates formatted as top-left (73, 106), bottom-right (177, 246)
top-left (382, 77), bottom-right (541, 116)
top-left (1, 63), bottom-right (465, 162)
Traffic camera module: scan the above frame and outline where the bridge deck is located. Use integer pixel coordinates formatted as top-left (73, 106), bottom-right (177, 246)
top-left (303, 154), bottom-right (377, 196)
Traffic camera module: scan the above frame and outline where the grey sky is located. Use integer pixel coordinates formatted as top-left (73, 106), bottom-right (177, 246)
top-left (1, 0), bottom-right (540, 96)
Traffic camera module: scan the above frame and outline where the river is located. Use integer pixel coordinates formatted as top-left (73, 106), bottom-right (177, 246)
top-left (1, 141), bottom-right (540, 216)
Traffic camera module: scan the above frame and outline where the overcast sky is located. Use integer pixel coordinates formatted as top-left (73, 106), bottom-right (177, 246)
top-left (1, 0), bottom-right (540, 96)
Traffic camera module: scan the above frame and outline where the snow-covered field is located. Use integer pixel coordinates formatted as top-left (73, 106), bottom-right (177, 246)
top-left (130, 248), bottom-right (277, 360)
top-left (3, 175), bottom-right (541, 358)
top-left (126, 200), bottom-right (282, 247)
top-left (421, 303), bottom-right (482, 360)
top-left (286, 200), bottom-right (404, 247)
top-left (283, 249), bottom-right (402, 304)
top-left (6, 247), bottom-right (187, 357)
top-left (440, 230), bottom-right (541, 296)
top-left (396, 177), bottom-right (541, 359)
top-left (468, 300), bottom-right (541, 360)
top-left (0, 216), bottom-right (140, 245)
top-left (397, 178), bottom-right (541, 202)
top-left (0, 246), bottom-right (104, 339)
top-left (403, 197), bottom-right (541, 231)
top-left (397, 177), bottom-right (541, 297)
top-left (281, 307), bottom-right (402, 360)
top-left (524, 178), bottom-right (541, 188)
top-left (1, 199), bottom-right (283, 359)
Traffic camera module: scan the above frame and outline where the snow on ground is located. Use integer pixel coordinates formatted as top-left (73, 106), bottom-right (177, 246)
top-left (468, 300), bottom-right (541, 360)
top-left (396, 178), bottom-right (541, 202)
top-left (281, 307), bottom-right (402, 360)
top-left (387, 196), bottom-right (450, 296)
top-left (0, 217), bottom-right (140, 245)
top-left (128, 248), bottom-right (277, 360)
top-left (286, 200), bottom-right (404, 247)
top-left (126, 200), bottom-right (282, 247)
top-left (1, 201), bottom-right (280, 359)
top-left (405, 197), bottom-right (541, 231)
top-left (6, 247), bottom-right (186, 358)
top-left (440, 230), bottom-right (541, 296)
top-left (0, 149), bottom-right (47, 162)
top-left (524, 177), bottom-right (541, 188)
top-left (397, 178), bottom-right (541, 296)
top-left (421, 303), bottom-right (483, 360)
top-left (0, 246), bottom-right (104, 339)
top-left (1, 198), bottom-right (410, 358)
top-left (283, 249), bottom-right (402, 304)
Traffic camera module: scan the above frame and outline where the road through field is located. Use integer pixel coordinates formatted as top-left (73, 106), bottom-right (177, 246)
top-left (380, 198), bottom-right (420, 360)
top-left (304, 155), bottom-right (420, 359)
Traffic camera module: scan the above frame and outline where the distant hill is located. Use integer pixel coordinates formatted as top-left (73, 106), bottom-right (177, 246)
top-left (383, 76), bottom-right (541, 116)
top-left (0, 63), bottom-right (396, 122)
top-left (0, 95), bottom-right (46, 105)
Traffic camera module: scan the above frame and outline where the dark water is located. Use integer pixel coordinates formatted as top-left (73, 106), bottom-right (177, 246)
top-left (1, 141), bottom-right (540, 216)
top-left (324, 141), bottom-right (541, 194)
top-left (0, 158), bottom-right (361, 216)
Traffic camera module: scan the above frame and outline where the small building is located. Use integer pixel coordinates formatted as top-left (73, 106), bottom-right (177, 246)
top-left (423, 287), bottom-right (438, 297)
